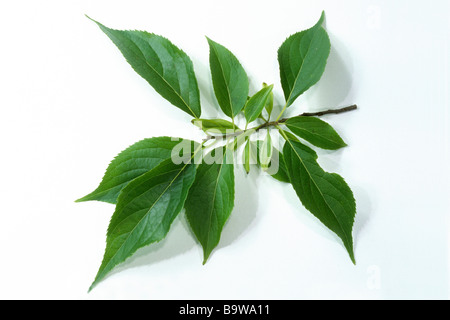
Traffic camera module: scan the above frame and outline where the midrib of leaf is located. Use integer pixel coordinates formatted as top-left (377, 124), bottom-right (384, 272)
top-left (110, 155), bottom-right (171, 177)
top-left (289, 124), bottom-right (339, 146)
top-left (134, 42), bottom-right (196, 118)
top-left (285, 31), bottom-right (316, 106)
top-left (87, 155), bottom-right (171, 197)
top-left (93, 161), bottom-right (193, 289)
top-left (203, 162), bottom-right (225, 263)
top-left (107, 167), bottom-right (182, 237)
top-left (138, 44), bottom-right (197, 118)
top-left (95, 141), bottom-right (204, 287)
top-left (210, 43), bottom-right (234, 119)
top-left (285, 139), bottom-right (351, 250)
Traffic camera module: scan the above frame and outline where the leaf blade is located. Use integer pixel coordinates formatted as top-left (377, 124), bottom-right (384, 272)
top-left (285, 116), bottom-right (347, 150)
top-left (90, 159), bottom-right (197, 290)
top-left (283, 139), bottom-right (356, 262)
top-left (259, 133), bottom-right (273, 171)
top-left (262, 82), bottom-right (274, 118)
top-left (76, 137), bottom-right (196, 204)
top-left (207, 37), bottom-right (249, 118)
top-left (243, 138), bottom-right (251, 174)
top-left (192, 118), bottom-right (239, 134)
top-left (89, 17), bottom-right (201, 118)
top-left (278, 12), bottom-right (330, 107)
top-left (269, 150), bottom-right (290, 183)
top-left (242, 138), bottom-right (257, 174)
top-left (255, 141), bottom-right (289, 183)
top-left (244, 84), bottom-right (274, 123)
top-left (184, 149), bottom-right (235, 263)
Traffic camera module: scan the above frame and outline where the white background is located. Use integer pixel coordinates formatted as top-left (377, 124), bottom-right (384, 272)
top-left (0, 0), bottom-right (448, 299)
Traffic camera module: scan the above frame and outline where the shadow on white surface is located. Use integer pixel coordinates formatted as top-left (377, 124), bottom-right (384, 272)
top-left (97, 216), bottom-right (197, 283)
top-left (216, 167), bottom-right (259, 250)
top-left (86, 32), bottom-right (364, 288)
top-left (352, 186), bottom-right (372, 248)
top-left (299, 35), bottom-right (355, 113)
top-left (92, 167), bottom-right (260, 283)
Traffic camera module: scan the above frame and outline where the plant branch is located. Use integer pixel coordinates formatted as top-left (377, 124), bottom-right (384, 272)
top-left (298, 104), bottom-right (358, 117)
top-left (203, 104), bottom-right (357, 142)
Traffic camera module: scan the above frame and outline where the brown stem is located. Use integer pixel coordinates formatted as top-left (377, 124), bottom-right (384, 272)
top-left (203, 104), bottom-right (357, 142)
top-left (298, 104), bottom-right (358, 117)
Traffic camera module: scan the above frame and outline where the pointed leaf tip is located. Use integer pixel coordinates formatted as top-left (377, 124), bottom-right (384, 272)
top-left (202, 254), bottom-right (210, 265)
top-left (207, 37), bottom-right (249, 118)
top-left (277, 12), bottom-right (331, 107)
top-left (85, 15), bottom-right (99, 25)
top-left (91, 21), bottom-right (202, 118)
top-left (283, 140), bottom-right (356, 262)
top-left (244, 84), bottom-right (274, 124)
top-left (319, 11), bottom-right (326, 24)
top-left (74, 197), bottom-right (85, 203)
top-left (348, 247), bottom-right (356, 265)
top-left (75, 137), bottom-right (194, 205)
top-left (185, 148), bottom-right (235, 265)
top-left (285, 117), bottom-right (347, 150)
top-left (92, 160), bottom-right (197, 288)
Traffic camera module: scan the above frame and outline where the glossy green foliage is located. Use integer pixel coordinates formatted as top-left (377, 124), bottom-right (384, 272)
top-left (244, 84), bottom-right (274, 124)
top-left (207, 37), bottom-right (249, 118)
top-left (259, 133), bottom-right (273, 171)
top-left (192, 118), bottom-right (239, 134)
top-left (90, 159), bottom-right (197, 291)
top-left (255, 140), bottom-right (290, 183)
top-left (76, 137), bottom-right (193, 204)
top-left (279, 129), bottom-right (300, 142)
top-left (278, 12), bottom-right (330, 107)
top-left (184, 149), bottom-right (235, 263)
top-left (79, 11), bottom-right (358, 291)
top-left (285, 116), bottom-right (347, 150)
top-left (89, 17), bottom-right (201, 118)
top-left (263, 83), bottom-right (274, 118)
top-left (242, 138), bottom-right (253, 174)
top-left (283, 139), bottom-right (356, 262)
top-left (268, 151), bottom-right (290, 183)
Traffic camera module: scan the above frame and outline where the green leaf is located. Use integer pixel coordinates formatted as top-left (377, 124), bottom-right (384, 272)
top-left (259, 133), bottom-right (273, 171)
top-left (278, 11), bottom-right (330, 107)
top-left (285, 116), bottom-right (347, 150)
top-left (90, 159), bottom-right (197, 291)
top-left (263, 83), bottom-right (274, 118)
top-left (283, 139), bottom-right (356, 262)
top-left (76, 137), bottom-right (196, 204)
top-left (191, 118), bottom-right (239, 134)
top-left (184, 149), bottom-right (235, 263)
top-left (88, 17), bottom-right (201, 118)
top-left (255, 141), bottom-right (289, 183)
top-left (207, 37), bottom-right (249, 118)
top-left (242, 138), bottom-right (259, 174)
top-left (269, 151), bottom-right (290, 183)
top-left (244, 84), bottom-right (274, 124)
top-left (242, 138), bottom-right (251, 174)
top-left (279, 129), bottom-right (299, 142)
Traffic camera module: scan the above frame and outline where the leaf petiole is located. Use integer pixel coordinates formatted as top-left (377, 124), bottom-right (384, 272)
top-left (276, 125), bottom-right (289, 141)
top-left (275, 102), bottom-right (288, 122)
